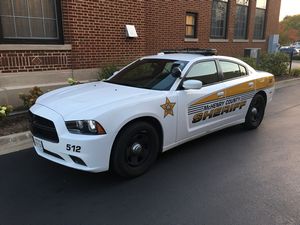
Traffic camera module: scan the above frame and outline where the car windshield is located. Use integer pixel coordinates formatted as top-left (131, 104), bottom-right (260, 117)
top-left (106, 59), bottom-right (188, 90)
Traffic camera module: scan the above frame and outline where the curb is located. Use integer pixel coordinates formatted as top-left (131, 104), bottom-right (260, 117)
top-left (1, 77), bottom-right (300, 156)
top-left (0, 131), bottom-right (33, 156)
top-left (275, 77), bottom-right (300, 89)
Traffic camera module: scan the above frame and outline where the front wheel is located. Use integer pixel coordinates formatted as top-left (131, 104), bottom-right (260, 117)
top-left (244, 94), bottom-right (266, 130)
top-left (110, 121), bottom-right (160, 178)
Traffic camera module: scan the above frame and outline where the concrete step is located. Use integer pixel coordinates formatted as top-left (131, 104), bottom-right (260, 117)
top-left (0, 82), bottom-right (68, 107)
top-left (0, 68), bottom-right (99, 108)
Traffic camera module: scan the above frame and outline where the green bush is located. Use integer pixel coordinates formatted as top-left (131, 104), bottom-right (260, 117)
top-left (258, 52), bottom-right (290, 76)
top-left (291, 68), bottom-right (300, 77)
top-left (19, 86), bottom-right (44, 109)
top-left (240, 53), bottom-right (290, 76)
top-left (0, 105), bottom-right (13, 119)
top-left (239, 57), bottom-right (258, 69)
top-left (98, 64), bottom-right (119, 80)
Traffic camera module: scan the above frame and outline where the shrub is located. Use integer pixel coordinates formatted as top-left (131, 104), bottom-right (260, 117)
top-left (240, 53), bottom-right (290, 76)
top-left (0, 105), bottom-right (13, 119)
top-left (67, 77), bottom-right (81, 85)
top-left (98, 64), bottom-right (118, 80)
top-left (291, 68), bottom-right (300, 77)
top-left (239, 57), bottom-right (258, 69)
top-left (19, 86), bottom-right (44, 109)
top-left (258, 52), bottom-right (290, 76)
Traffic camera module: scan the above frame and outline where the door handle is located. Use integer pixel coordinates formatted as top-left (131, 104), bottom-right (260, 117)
top-left (248, 82), bottom-right (254, 87)
top-left (217, 91), bottom-right (224, 97)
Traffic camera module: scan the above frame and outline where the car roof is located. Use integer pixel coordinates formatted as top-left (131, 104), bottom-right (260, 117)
top-left (142, 53), bottom-right (208, 61)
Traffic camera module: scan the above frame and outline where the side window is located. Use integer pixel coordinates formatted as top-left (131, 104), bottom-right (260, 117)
top-left (220, 61), bottom-right (245, 80)
top-left (186, 61), bottom-right (219, 85)
top-left (239, 65), bottom-right (247, 75)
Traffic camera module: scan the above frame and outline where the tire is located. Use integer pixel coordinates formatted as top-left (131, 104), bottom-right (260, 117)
top-left (244, 94), bottom-right (266, 130)
top-left (110, 121), bottom-right (160, 178)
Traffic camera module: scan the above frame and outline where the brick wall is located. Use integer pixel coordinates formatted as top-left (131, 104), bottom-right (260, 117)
top-left (0, 50), bottom-right (71, 73)
top-left (0, 0), bottom-right (281, 74)
top-left (145, 0), bottom-right (281, 56)
top-left (62, 0), bottom-right (146, 69)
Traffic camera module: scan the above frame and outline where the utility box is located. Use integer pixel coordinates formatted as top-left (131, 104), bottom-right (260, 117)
top-left (244, 48), bottom-right (261, 58)
top-left (268, 34), bottom-right (279, 53)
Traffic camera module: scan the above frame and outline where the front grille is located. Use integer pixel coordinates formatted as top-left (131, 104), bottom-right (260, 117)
top-left (29, 111), bottom-right (59, 143)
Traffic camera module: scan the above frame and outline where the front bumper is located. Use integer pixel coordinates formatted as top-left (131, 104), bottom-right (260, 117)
top-left (30, 104), bottom-right (113, 173)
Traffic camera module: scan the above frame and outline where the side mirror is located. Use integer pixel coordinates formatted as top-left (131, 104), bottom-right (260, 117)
top-left (171, 67), bottom-right (182, 78)
top-left (183, 80), bottom-right (203, 90)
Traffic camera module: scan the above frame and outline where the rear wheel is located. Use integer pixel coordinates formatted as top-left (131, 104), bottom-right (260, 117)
top-left (110, 121), bottom-right (160, 178)
top-left (244, 94), bottom-right (266, 129)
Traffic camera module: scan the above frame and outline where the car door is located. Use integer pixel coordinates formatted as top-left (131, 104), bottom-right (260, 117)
top-left (217, 59), bottom-right (255, 124)
top-left (176, 60), bottom-right (227, 141)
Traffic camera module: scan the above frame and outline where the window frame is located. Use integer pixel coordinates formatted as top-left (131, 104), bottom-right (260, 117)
top-left (210, 0), bottom-right (229, 39)
top-left (0, 0), bottom-right (64, 44)
top-left (185, 12), bottom-right (198, 39)
top-left (178, 60), bottom-right (223, 90)
top-left (217, 59), bottom-right (249, 82)
top-left (234, 1), bottom-right (249, 39)
top-left (253, 0), bottom-right (268, 40)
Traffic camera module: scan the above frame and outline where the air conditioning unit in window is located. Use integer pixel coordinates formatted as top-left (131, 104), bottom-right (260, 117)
top-left (244, 48), bottom-right (261, 59)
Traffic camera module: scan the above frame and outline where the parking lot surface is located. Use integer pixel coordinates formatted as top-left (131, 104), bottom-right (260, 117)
top-left (0, 81), bottom-right (300, 225)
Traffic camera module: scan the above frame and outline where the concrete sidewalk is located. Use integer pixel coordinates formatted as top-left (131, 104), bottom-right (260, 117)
top-left (1, 77), bottom-right (300, 156)
top-left (292, 60), bottom-right (300, 69)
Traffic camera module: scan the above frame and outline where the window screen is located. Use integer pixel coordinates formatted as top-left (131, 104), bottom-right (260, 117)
top-left (0, 0), bottom-right (63, 43)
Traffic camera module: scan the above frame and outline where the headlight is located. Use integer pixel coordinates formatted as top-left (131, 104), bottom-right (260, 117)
top-left (65, 120), bottom-right (106, 135)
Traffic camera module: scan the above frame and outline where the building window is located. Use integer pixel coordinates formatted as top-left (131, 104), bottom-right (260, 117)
top-left (253, 0), bottom-right (267, 40)
top-left (185, 13), bottom-right (197, 38)
top-left (210, 0), bottom-right (228, 39)
top-left (0, 0), bottom-right (63, 44)
top-left (234, 0), bottom-right (249, 39)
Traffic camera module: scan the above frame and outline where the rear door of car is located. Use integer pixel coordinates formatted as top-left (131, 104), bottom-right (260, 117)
top-left (216, 59), bottom-right (255, 124)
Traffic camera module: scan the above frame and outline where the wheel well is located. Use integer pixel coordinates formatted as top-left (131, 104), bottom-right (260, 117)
top-left (114, 116), bottom-right (164, 152)
top-left (256, 91), bottom-right (267, 103)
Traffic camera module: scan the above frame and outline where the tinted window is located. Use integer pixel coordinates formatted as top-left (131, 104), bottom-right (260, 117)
top-left (220, 61), bottom-right (244, 80)
top-left (107, 59), bottom-right (188, 90)
top-left (239, 65), bottom-right (247, 75)
top-left (186, 61), bottom-right (219, 85)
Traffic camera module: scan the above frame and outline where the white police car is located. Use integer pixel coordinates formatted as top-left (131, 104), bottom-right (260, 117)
top-left (30, 49), bottom-right (275, 177)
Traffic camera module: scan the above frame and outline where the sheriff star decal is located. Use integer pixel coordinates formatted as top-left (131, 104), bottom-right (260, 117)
top-left (160, 97), bottom-right (176, 118)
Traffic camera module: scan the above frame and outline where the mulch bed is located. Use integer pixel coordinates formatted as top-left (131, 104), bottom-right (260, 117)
top-left (0, 113), bottom-right (30, 136)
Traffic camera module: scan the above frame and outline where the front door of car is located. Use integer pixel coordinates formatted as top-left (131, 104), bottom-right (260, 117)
top-left (176, 60), bottom-right (227, 141)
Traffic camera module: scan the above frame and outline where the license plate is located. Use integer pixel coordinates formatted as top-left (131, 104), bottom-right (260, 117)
top-left (33, 137), bottom-right (43, 151)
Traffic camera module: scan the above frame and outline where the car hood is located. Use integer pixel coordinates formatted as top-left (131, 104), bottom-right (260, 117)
top-left (36, 81), bottom-right (161, 119)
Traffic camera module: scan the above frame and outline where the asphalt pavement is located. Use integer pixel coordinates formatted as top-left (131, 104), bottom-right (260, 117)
top-left (1, 81), bottom-right (300, 225)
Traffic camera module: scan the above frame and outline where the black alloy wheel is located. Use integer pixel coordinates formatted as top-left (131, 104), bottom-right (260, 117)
top-left (244, 94), bottom-right (266, 129)
top-left (111, 121), bottom-right (160, 178)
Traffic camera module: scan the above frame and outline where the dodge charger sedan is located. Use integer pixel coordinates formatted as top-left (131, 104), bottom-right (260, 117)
top-left (29, 50), bottom-right (275, 177)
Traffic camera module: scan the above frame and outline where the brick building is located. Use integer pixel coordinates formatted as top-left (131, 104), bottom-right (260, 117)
top-left (0, 0), bottom-right (281, 107)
